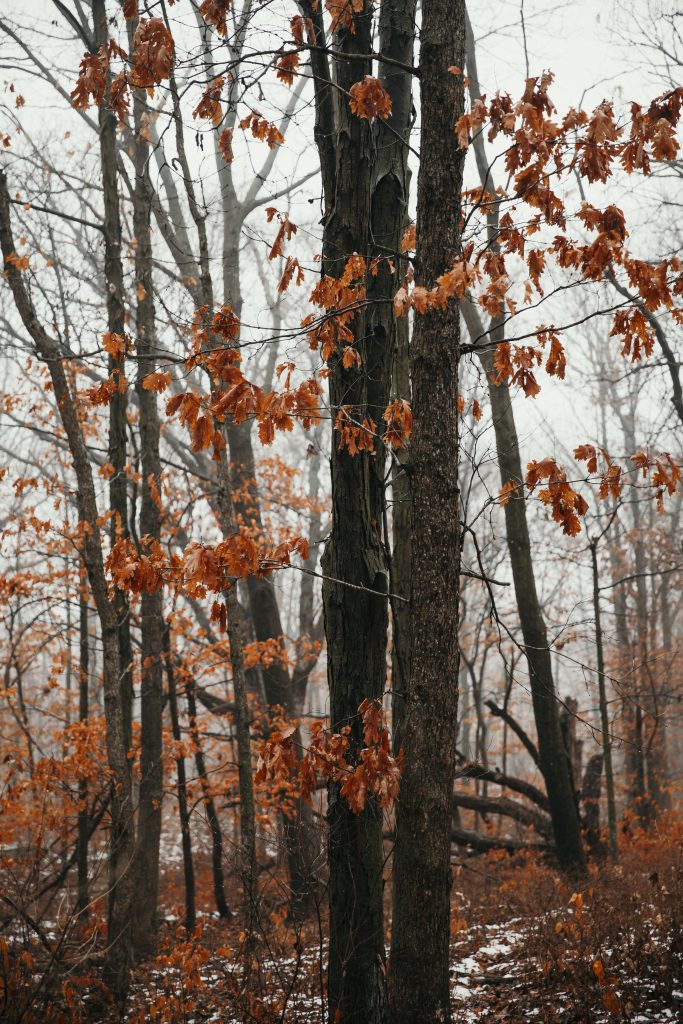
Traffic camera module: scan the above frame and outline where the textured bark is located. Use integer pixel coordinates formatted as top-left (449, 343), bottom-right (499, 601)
top-left (369, 0), bottom-right (416, 755)
top-left (633, 534), bottom-right (659, 820)
top-left (388, 2), bottom-right (466, 1020)
top-left (298, 0), bottom-right (337, 220)
top-left (560, 697), bottom-right (583, 796)
top-left (581, 753), bottom-right (605, 858)
top-left (222, 496), bottom-right (258, 936)
top-left (130, 49), bottom-right (164, 959)
top-left (657, 566), bottom-right (674, 810)
top-left (93, 0), bottom-right (133, 750)
top-left (606, 527), bottom-right (642, 815)
top-left (318, 2), bottom-right (391, 1018)
top-left (390, 328), bottom-right (412, 753)
top-left (0, 169), bottom-right (136, 1003)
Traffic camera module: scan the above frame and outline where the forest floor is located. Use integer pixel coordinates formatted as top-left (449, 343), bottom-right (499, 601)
top-left (122, 812), bottom-right (683, 1022)
top-left (3, 815), bottom-right (683, 1022)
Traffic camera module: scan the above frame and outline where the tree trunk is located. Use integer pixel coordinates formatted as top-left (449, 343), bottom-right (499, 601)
top-left (129, 40), bottom-right (164, 959)
top-left (319, 4), bottom-right (389, 1019)
top-left (93, 0), bottom-right (133, 750)
top-left (581, 753), bottom-right (605, 859)
top-left (389, 2), bottom-right (466, 1020)
top-left (166, 58), bottom-right (258, 933)
top-left (477, 340), bottom-right (586, 872)
top-left (76, 585), bottom-right (90, 917)
top-left (589, 540), bottom-right (618, 861)
top-left (462, 12), bottom-right (586, 874)
top-left (369, 0), bottom-right (416, 756)
top-left (0, 170), bottom-right (136, 1004)
top-left (164, 628), bottom-right (196, 934)
top-left (618, 401), bottom-right (651, 820)
top-left (184, 666), bottom-right (231, 919)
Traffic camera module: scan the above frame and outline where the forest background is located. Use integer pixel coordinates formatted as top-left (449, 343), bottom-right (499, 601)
top-left (0, 0), bottom-right (682, 1022)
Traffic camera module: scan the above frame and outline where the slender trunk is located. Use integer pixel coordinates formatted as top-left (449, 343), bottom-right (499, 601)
top-left (389, 3), bottom-right (466, 1020)
top-left (129, 45), bottom-right (165, 957)
top-left (589, 540), bottom-right (618, 861)
top-left (204, 22), bottom-right (316, 907)
top-left (164, 628), bottom-right (196, 934)
top-left (76, 585), bottom-right (90, 916)
top-left (166, 57), bottom-right (258, 933)
top-left (620, 403), bottom-right (650, 819)
top-left (93, 0), bottom-right (133, 749)
top-left (581, 753), bottom-right (604, 857)
top-left (223, 546), bottom-right (258, 935)
top-left (479, 341), bottom-right (585, 870)
top-left (185, 667), bottom-right (231, 918)
top-left (0, 170), bottom-right (136, 1004)
top-left (656, 569), bottom-right (673, 810)
top-left (633, 535), bottom-right (658, 820)
top-left (607, 528), bottom-right (642, 815)
top-left (463, 12), bottom-right (586, 872)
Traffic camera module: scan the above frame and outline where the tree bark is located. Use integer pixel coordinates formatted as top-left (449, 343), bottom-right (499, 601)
top-left (473, 327), bottom-right (586, 872)
top-left (93, 0), bottom-right (134, 750)
top-left (388, 2), bottom-right (466, 1020)
top-left (316, 2), bottom-right (392, 1018)
top-left (129, 37), bottom-right (165, 958)
top-left (580, 753), bottom-right (605, 859)
top-left (369, 0), bottom-right (416, 756)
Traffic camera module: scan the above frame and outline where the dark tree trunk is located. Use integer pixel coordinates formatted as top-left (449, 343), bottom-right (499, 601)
top-left (480, 346), bottom-right (586, 872)
top-left (369, 0), bottom-right (417, 755)
top-left (129, 37), bottom-right (164, 959)
top-left (93, 0), bottom-right (133, 750)
top-left (317, 2), bottom-right (389, 1019)
top-left (581, 753), bottom-right (605, 859)
top-left (462, 13), bottom-right (586, 874)
top-left (389, 2), bottom-right (466, 1020)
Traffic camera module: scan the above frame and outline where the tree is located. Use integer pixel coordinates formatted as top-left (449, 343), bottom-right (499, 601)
top-left (389, 3), bottom-right (466, 1020)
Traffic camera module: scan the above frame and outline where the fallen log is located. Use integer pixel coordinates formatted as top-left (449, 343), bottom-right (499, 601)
top-left (452, 790), bottom-right (553, 838)
top-left (455, 755), bottom-right (550, 812)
